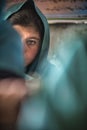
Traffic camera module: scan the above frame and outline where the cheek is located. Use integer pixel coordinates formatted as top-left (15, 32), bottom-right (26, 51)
top-left (24, 46), bottom-right (40, 66)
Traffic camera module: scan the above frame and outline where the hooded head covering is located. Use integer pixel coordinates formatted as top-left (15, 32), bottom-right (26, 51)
top-left (4, 0), bottom-right (50, 75)
top-left (0, 0), bottom-right (5, 21)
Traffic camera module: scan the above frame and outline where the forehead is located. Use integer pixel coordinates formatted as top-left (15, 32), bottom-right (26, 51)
top-left (13, 25), bottom-right (40, 40)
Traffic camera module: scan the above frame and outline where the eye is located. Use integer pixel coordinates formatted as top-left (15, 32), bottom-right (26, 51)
top-left (26, 39), bottom-right (37, 46)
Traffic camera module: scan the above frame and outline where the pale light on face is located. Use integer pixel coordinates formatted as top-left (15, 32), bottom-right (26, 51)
top-left (13, 25), bottom-right (41, 66)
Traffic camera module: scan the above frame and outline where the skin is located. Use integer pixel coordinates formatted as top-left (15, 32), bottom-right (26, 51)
top-left (0, 78), bottom-right (27, 124)
top-left (13, 25), bottom-right (41, 66)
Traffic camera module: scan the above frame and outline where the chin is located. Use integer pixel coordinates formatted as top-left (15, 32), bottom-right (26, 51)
top-left (25, 60), bottom-right (31, 66)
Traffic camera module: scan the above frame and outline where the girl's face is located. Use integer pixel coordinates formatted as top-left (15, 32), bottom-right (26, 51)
top-left (13, 25), bottom-right (41, 66)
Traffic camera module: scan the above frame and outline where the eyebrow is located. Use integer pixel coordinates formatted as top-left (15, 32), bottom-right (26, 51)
top-left (26, 37), bottom-right (40, 41)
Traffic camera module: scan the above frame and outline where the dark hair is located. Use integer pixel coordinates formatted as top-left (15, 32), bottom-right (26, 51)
top-left (8, 2), bottom-right (44, 42)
